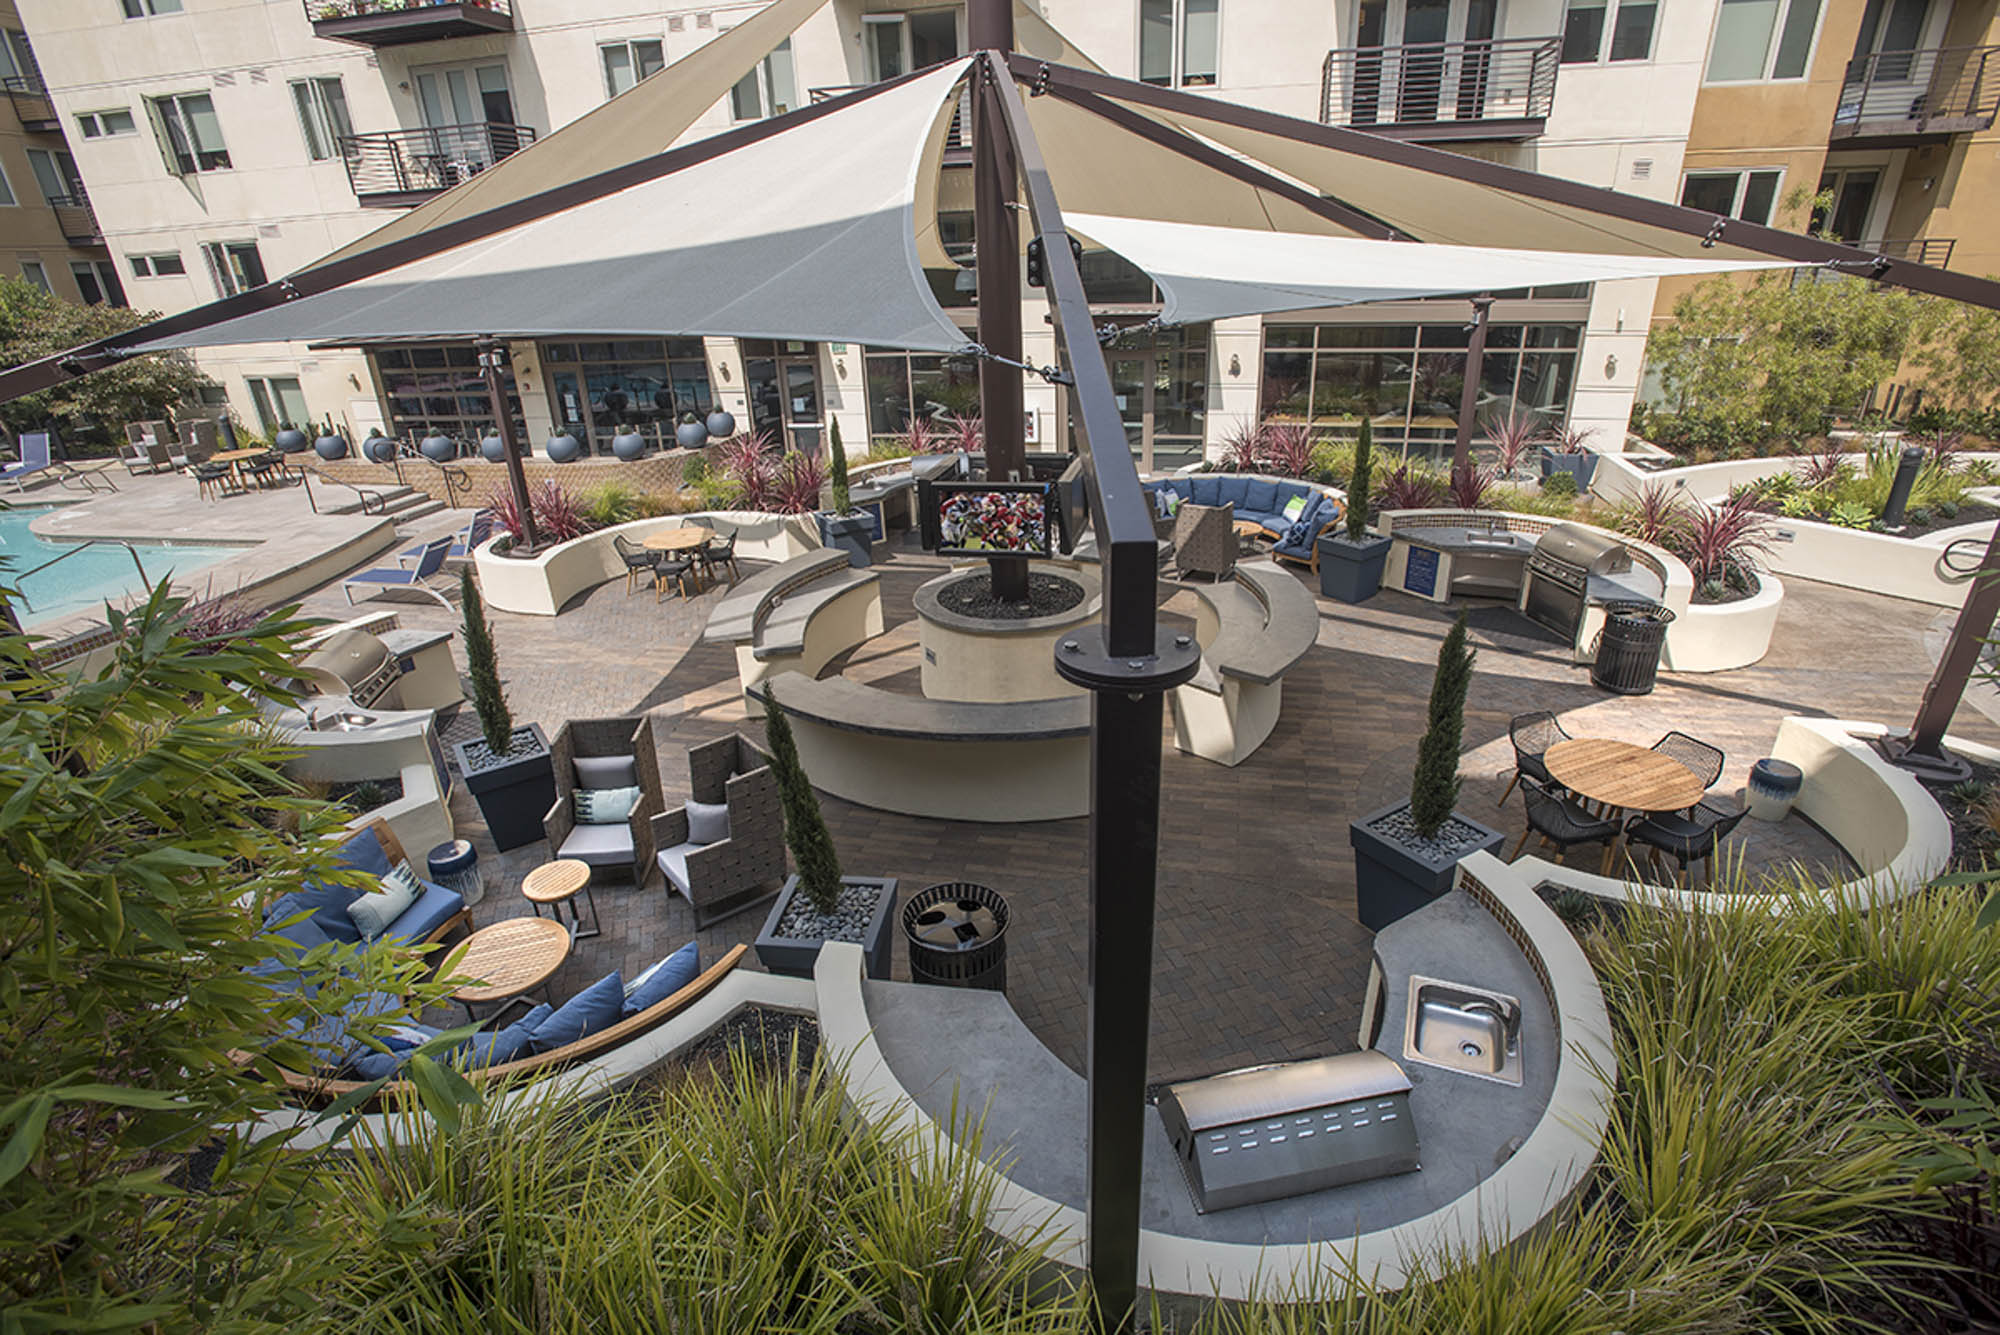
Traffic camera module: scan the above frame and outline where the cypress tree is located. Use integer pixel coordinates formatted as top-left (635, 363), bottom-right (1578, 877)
top-left (1408, 611), bottom-right (1476, 839)
top-left (828, 417), bottom-right (853, 516)
top-left (764, 680), bottom-right (844, 915)
top-left (461, 566), bottom-right (512, 758)
top-left (1345, 417), bottom-right (1374, 541)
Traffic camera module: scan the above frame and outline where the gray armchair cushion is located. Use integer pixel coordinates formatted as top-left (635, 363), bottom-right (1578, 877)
top-left (657, 842), bottom-right (695, 897)
top-left (574, 753), bottom-right (638, 789)
top-left (686, 800), bottom-right (730, 845)
top-left (558, 821), bottom-right (636, 868)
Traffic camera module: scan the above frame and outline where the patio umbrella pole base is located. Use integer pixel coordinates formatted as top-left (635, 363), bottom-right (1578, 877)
top-left (1874, 734), bottom-right (1973, 785)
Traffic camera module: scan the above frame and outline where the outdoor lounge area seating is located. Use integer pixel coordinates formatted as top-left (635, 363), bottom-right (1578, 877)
top-left (1144, 474), bottom-right (1344, 572)
top-left (1512, 777), bottom-right (1624, 862)
top-left (1500, 710), bottom-right (1572, 806)
top-left (3, 432), bottom-right (116, 494)
top-left (543, 715), bottom-right (665, 883)
top-left (703, 549), bottom-right (884, 716)
top-left (1170, 561), bottom-right (1321, 766)
top-left (652, 733), bottom-right (786, 927)
top-left (342, 536), bottom-right (455, 608)
top-left (400, 510), bottom-right (493, 567)
top-left (1171, 501), bottom-right (1236, 580)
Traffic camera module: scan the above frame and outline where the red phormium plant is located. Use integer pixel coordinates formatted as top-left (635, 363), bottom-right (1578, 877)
top-left (1378, 463), bottom-right (1447, 512)
top-left (486, 481), bottom-right (597, 544)
top-left (1924, 428), bottom-right (1970, 472)
top-left (1217, 421), bottom-right (1263, 473)
top-left (174, 587), bottom-right (267, 655)
top-left (1549, 423), bottom-right (1595, 455)
top-left (715, 430), bottom-right (779, 511)
top-left (941, 414), bottom-right (984, 455)
top-left (1259, 423), bottom-right (1317, 479)
top-left (1447, 462), bottom-right (1497, 510)
top-left (768, 450), bottom-right (829, 515)
top-left (902, 417), bottom-right (954, 455)
top-left (1793, 443), bottom-right (1851, 491)
top-left (1483, 410), bottom-right (1545, 477)
top-left (1671, 492), bottom-right (1775, 588)
top-left (1616, 480), bottom-right (1690, 548)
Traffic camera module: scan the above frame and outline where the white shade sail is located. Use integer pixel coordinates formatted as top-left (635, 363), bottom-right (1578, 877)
top-left (132, 62), bottom-right (974, 356)
top-left (1065, 214), bottom-right (1804, 326)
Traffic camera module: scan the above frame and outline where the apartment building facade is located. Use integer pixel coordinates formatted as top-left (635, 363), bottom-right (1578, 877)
top-left (24, 0), bottom-right (1971, 468)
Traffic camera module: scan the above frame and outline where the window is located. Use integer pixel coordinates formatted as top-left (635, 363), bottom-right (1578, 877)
top-left (121, 0), bottom-right (183, 15)
top-left (863, 347), bottom-right (981, 446)
top-left (1680, 169), bottom-right (1783, 224)
top-left (201, 240), bottom-right (266, 297)
top-left (19, 260), bottom-right (49, 293)
top-left (1139, 0), bottom-right (1218, 87)
top-left (129, 251), bottom-right (187, 277)
top-left (1706, 0), bottom-right (1822, 81)
top-left (0, 163), bottom-right (14, 208)
top-left (25, 148), bottom-right (81, 204)
top-left (77, 108), bottom-right (138, 139)
top-left (71, 260), bottom-right (127, 307)
top-left (1562, 0), bottom-right (1657, 62)
top-left (148, 92), bottom-right (231, 175)
top-left (0, 28), bottom-right (41, 90)
top-left (246, 377), bottom-right (309, 435)
top-left (730, 39), bottom-right (796, 120)
top-left (537, 339), bottom-right (713, 454)
top-left (864, 10), bottom-right (960, 82)
top-left (289, 77), bottom-right (353, 162)
top-left (372, 343), bottom-right (523, 444)
top-left (600, 39), bottom-right (664, 98)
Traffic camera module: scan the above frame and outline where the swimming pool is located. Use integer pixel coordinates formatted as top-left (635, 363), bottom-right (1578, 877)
top-left (0, 506), bottom-right (235, 626)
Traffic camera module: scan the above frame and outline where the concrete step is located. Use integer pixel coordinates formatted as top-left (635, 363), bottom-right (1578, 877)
top-left (320, 482), bottom-right (414, 517)
top-left (391, 498), bottom-right (447, 524)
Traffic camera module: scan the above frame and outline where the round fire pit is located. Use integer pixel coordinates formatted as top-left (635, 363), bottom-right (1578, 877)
top-left (912, 564), bottom-right (1100, 703)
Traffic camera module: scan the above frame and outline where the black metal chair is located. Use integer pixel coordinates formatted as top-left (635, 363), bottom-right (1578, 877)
top-left (1625, 798), bottom-right (1748, 889)
top-left (612, 534), bottom-right (658, 596)
top-left (240, 451), bottom-right (280, 489)
top-left (699, 531), bottom-right (739, 584)
top-left (1650, 730), bottom-right (1725, 814)
top-left (654, 554), bottom-right (699, 602)
top-left (1499, 710), bottom-right (1571, 806)
top-left (193, 462), bottom-right (238, 502)
top-left (1511, 777), bottom-right (1624, 865)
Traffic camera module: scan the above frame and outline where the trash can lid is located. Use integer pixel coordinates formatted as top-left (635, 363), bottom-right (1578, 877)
top-left (1750, 758), bottom-right (1804, 782)
top-left (1601, 600), bottom-right (1675, 624)
top-left (427, 839), bottom-right (478, 875)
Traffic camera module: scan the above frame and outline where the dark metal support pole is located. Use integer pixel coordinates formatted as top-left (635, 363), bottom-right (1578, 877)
top-left (1896, 525), bottom-right (2000, 778)
top-left (972, 0), bottom-right (1028, 602)
top-left (476, 336), bottom-right (539, 554)
top-left (1451, 293), bottom-right (1493, 476)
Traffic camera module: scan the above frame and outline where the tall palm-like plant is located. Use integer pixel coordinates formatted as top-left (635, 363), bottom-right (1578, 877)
top-left (1674, 493), bottom-right (1775, 589)
top-left (1484, 410), bottom-right (1546, 478)
top-left (1259, 423), bottom-right (1317, 478)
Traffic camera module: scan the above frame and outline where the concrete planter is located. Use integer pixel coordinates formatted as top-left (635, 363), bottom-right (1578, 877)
top-left (818, 511), bottom-right (875, 568)
top-left (363, 432), bottom-right (397, 464)
top-left (545, 432), bottom-right (582, 463)
top-left (313, 432), bottom-right (349, 461)
top-left (420, 433), bottom-right (457, 462)
top-left (612, 430), bottom-right (647, 461)
top-left (480, 434), bottom-right (507, 462)
top-left (755, 874), bottom-right (898, 979)
top-left (1539, 449), bottom-right (1598, 490)
top-left (451, 723), bottom-right (555, 853)
top-left (1349, 801), bottom-right (1505, 931)
top-left (274, 426), bottom-right (309, 454)
top-left (705, 410), bottom-right (736, 439)
top-left (1317, 531), bottom-right (1392, 603)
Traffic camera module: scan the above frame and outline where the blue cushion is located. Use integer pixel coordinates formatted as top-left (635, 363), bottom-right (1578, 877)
top-left (266, 880), bottom-right (364, 944)
top-left (1276, 482), bottom-right (1311, 511)
top-left (335, 825), bottom-right (394, 881)
top-left (1243, 478), bottom-right (1280, 517)
top-left (347, 1021), bottom-right (444, 1081)
top-left (460, 1003), bottom-right (553, 1070)
top-left (378, 881), bottom-right (465, 948)
top-left (527, 972), bottom-right (626, 1054)
top-left (624, 942), bottom-right (700, 1015)
top-left (1214, 476), bottom-right (1250, 509)
top-left (1277, 519), bottom-right (1313, 552)
top-left (246, 915), bottom-right (333, 994)
top-left (284, 988), bottom-right (401, 1068)
top-left (1189, 476), bottom-right (1220, 506)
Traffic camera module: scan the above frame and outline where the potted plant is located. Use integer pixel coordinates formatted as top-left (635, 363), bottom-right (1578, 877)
top-left (448, 566), bottom-right (555, 852)
top-left (273, 420), bottom-right (308, 454)
top-left (1540, 424), bottom-right (1599, 491)
top-left (754, 680), bottom-right (898, 979)
top-left (816, 419), bottom-right (874, 568)
top-left (1316, 418), bottom-right (1393, 603)
top-left (1347, 612), bottom-right (1504, 930)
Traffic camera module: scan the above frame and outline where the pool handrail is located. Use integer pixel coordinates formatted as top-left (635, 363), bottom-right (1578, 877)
top-left (12, 538), bottom-right (155, 611)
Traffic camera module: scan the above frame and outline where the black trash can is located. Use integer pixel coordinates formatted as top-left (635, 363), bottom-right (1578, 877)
top-left (1590, 601), bottom-right (1676, 696)
top-left (903, 882), bottom-right (1009, 992)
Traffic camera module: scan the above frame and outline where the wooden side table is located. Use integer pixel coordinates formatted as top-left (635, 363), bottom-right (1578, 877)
top-left (449, 917), bottom-right (570, 1021)
top-left (523, 858), bottom-right (601, 940)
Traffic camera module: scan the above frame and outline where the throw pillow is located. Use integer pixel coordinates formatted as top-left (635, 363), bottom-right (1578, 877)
top-left (346, 1022), bottom-right (442, 1082)
top-left (574, 753), bottom-right (638, 790)
top-left (685, 800), bottom-right (730, 846)
top-left (1282, 494), bottom-right (1308, 521)
top-left (345, 860), bottom-right (422, 941)
top-left (335, 825), bottom-right (393, 880)
top-left (1282, 515), bottom-right (1313, 548)
top-left (575, 785), bottom-right (642, 824)
top-left (1165, 492), bottom-right (1183, 516)
top-left (623, 942), bottom-right (701, 1014)
top-left (1152, 487), bottom-right (1172, 520)
top-left (459, 1003), bottom-right (553, 1070)
top-left (526, 972), bottom-right (626, 1054)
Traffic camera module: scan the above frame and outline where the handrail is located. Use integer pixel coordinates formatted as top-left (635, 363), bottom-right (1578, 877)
top-left (1834, 44), bottom-right (2000, 137)
top-left (12, 539), bottom-right (153, 611)
top-left (337, 122), bottom-right (536, 202)
top-left (298, 467), bottom-right (389, 517)
top-left (404, 447), bottom-right (472, 509)
top-left (1321, 36), bottom-right (1560, 131)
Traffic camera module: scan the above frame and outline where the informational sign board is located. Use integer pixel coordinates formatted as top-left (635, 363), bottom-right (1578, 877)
top-left (1403, 545), bottom-right (1440, 598)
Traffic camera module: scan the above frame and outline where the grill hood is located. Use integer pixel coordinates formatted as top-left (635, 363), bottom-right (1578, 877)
top-left (300, 630), bottom-right (400, 708)
top-left (1534, 523), bottom-right (1632, 577)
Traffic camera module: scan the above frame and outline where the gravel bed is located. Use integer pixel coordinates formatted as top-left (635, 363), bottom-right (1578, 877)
top-left (936, 571), bottom-right (1084, 620)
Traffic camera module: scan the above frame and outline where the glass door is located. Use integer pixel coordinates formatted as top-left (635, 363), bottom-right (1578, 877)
top-left (412, 62), bottom-right (514, 182)
top-left (779, 359), bottom-right (821, 455)
top-left (1110, 348), bottom-right (1208, 474)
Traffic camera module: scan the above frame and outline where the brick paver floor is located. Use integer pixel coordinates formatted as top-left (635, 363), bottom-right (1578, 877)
top-left (293, 524), bottom-right (1998, 1082)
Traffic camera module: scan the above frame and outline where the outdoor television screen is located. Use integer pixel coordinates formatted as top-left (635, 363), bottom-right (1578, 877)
top-left (919, 480), bottom-right (1055, 558)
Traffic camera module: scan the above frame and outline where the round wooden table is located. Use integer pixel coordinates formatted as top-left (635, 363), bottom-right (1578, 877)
top-left (1544, 738), bottom-right (1707, 874)
top-left (522, 858), bottom-right (600, 940)
top-left (449, 916), bottom-right (571, 1018)
top-left (1232, 518), bottom-right (1263, 552)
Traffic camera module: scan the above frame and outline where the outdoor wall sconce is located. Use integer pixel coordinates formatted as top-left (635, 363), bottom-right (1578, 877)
top-left (720, 363), bottom-right (731, 381)
top-left (1604, 354), bottom-right (1618, 379)
top-left (1228, 354), bottom-right (1241, 376)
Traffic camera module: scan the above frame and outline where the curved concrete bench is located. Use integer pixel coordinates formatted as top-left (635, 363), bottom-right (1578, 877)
top-left (749, 671), bottom-right (1090, 822)
top-left (473, 511), bottom-right (821, 616)
top-left (1170, 561), bottom-right (1321, 766)
top-left (814, 847), bottom-right (1613, 1303)
top-left (703, 551), bottom-right (885, 716)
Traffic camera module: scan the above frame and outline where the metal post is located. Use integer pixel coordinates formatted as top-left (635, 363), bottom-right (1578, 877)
top-left (476, 336), bottom-right (539, 554)
top-left (1893, 524), bottom-right (2000, 781)
top-left (1451, 292), bottom-right (1493, 476)
top-left (971, 0), bottom-right (1028, 603)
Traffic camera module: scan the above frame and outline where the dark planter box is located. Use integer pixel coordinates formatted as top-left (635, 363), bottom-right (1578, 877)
top-left (1317, 532), bottom-right (1393, 603)
top-left (755, 875), bottom-right (898, 979)
top-left (1539, 448), bottom-right (1598, 490)
top-left (818, 511), bottom-right (874, 568)
top-left (452, 723), bottom-right (556, 853)
top-left (1349, 801), bottom-right (1505, 931)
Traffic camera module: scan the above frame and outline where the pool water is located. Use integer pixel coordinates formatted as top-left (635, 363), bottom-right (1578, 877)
top-left (0, 507), bottom-right (234, 626)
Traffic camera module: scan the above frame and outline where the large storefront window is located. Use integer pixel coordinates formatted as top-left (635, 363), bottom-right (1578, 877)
top-left (1261, 321), bottom-right (1580, 461)
top-left (864, 347), bottom-right (981, 446)
top-left (539, 339), bottom-right (712, 455)
top-left (374, 343), bottom-right (523, 444)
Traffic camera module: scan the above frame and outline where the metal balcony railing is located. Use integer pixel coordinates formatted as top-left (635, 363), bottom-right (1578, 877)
top-left (46, 192), bottom-right (100, 245)
top-left (1862, 236), bottom-right (1956, 267)
top-left (2, 74), bottom-right (58, 131)
top-left (812, 83), bottom-right (969, 149)
top-left (339, 122), bottom-right (535, 206)
top-left (1322, 36), bottom-right (1559, 139)
top-left (306, 0), bottom-right (513, 47)
top-left (1832, 45), bottom-right (1998, 141)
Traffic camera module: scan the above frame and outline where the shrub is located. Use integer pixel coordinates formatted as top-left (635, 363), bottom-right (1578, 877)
top-left (1379, 461), bottom-right (1447, 511)
top-left (827, 417), bottom-right (853, 515)
top-left (681, 453), bottom-right (710, 485)
top-left (1258, 422), bottom-right (1318, 479)
top-left (941, 413), bottom-right (983, 455)
top-left (1828, 501), bottom-right (1875, 529)
top-left (1447, 461), bottom-right (1496, 510)
top-left (1217, 419), bottom-right (1263, 472)
top-left (769, 449), bottom-right (828, 515)
top-left (461, 566), bottom-right (510, 756)
top-left (763, 681), bottom-right (842, 915)
top-left (1543, 469), bottom-right (1579, 499)
top-left (1408, 611), bottom-right (1474, 839)
top-left (486, 480), bottom-right (595, 545)
top-left (1345, 417), bottom-right (1373, 540)
top-left (579, 481), bottom-right (644, 527)
top-left (716, 430), bottom-right (779, 511)
top-left (1608, 480), bottom-right (1688, 548)
top-left (1672, 492), bottom-right (1776, 587)
top-left (1483, 408), bottom-right (1545, 478)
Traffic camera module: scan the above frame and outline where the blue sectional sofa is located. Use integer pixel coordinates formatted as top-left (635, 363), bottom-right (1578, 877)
top-left (1145, 473), bottom-right (1346, 573)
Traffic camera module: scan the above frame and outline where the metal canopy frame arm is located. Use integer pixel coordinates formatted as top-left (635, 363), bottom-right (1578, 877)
top-left (0, 68), bottom-right (943, 408)
top-left (1005, 53), bottom-right (2000, 313)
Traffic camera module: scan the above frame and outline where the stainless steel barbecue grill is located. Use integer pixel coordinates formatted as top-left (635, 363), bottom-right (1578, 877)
top-left (1521, 524), bottom-right (1634, 640)
top-left (1157, 1050), bottom-right (1420, 1213)
top-left (299, 629), bottom-right (401, 709)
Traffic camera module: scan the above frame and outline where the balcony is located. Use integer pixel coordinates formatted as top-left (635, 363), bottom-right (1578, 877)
top-left (1862, 236), bottom-right (1956, 267)
top-left (306, 0), bottom-right (513, 48)
top-left (1321, 37), bottom-right (1559, 141)
top-left (339, 122), bottom-right (534, 207)
top-left (2, 74), bottom-right (58, 133)
top-left (46, 193), bottom-right (102, 247)
top-left (1832, 45), bottom-right (1998, 146)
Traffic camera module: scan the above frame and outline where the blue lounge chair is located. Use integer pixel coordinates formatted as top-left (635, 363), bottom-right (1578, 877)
top-left (398, 510), bottom-right (493, 567)
top-left (342, 535), bottom-right (455, 608)
top-left (3, 432), bottom-right (117, 495)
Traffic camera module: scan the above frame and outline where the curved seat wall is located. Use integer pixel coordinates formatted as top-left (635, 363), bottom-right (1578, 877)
top-left (473, 512), bottom-right (820, 616)
top-left (1171, 561), bottom-right (1320, 767)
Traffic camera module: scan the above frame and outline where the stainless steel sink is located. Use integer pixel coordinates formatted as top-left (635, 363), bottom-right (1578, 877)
top-left (310, 711), bottom-right (378, 732)
top-left (1403, 975), bottom-right (1523, 1085)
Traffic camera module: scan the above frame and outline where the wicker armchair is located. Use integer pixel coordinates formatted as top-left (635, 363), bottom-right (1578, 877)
top-left (650, 734), bottom-right (786, 927)
top-left (1172, 501), bottom-right (1236, 580)
top-left (542, 716), bottom-right (665, 883)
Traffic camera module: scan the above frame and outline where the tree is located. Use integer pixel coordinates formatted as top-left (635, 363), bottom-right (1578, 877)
top-left (1345, 416), bottom-right (1374, 541)
top-left (461, 566), bottom-right (512, 756)
top-left (763, 681), bottom-right (843, 915)
top-left (1409, 612), bottom-right (1476, 838)
top-left (0, 278), bottom-right (209, 448)
top-left (827, 416), bottom-right (854, 516)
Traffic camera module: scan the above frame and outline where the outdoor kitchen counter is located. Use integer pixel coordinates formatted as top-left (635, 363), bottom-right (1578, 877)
top-left (857, 885), bottom-right (1555, 1246)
